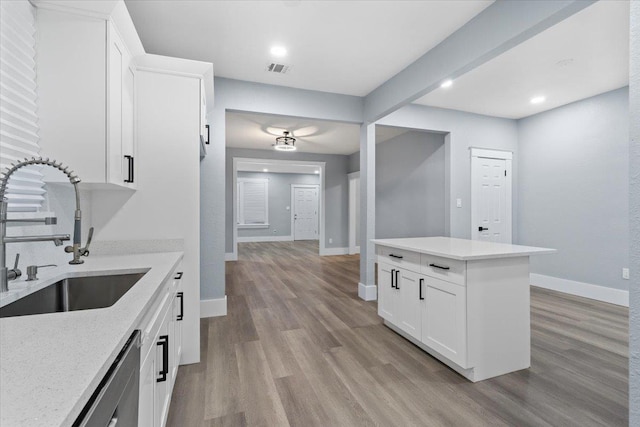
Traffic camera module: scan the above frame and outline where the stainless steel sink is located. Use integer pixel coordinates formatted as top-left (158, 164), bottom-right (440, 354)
top-left (0, 273), bottom-right (147, 318)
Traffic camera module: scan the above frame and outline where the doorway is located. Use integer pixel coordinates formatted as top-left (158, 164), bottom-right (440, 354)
top-left (231, 157), bottom-right (326, 260)
top-left (470, 148), bottom-right (513, 243)
top-left (291, 185), bottom-right (319, 240)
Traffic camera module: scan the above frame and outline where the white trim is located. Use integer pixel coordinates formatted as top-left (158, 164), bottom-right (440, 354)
top-left (530, 273), bottom-right (629, 307)
top-left (358, 283), bottom-right (377, 301)
top-left (470, 149), bottom-right (513, 243)
top-left (225, 252), bottom-right (237, 261)
top-left (32, 1), bottom-right (112, 20)
top-left (291, 184), bottom-right (320, 241)
top-left (238, 224), bottom-right (269, 229)
top-left (233, 157), bottom-right (327, 259)
top-left (200, 296), bottom-right (227, 317)
top-left (237, 235), bottom-right (293, 243)
top-left (348, 172), bottom-right (360, 255)
top-left (320, 247), bottom-right (349, 256)
top-left (470, 147), bottom-right (513, 160)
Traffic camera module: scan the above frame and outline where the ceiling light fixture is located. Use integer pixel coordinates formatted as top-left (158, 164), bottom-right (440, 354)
top-left (270, 46), bottom-right (287, 57)
top-left (263, 168), bottom-right (269, 172)
top-left (314, 170), bottom-right (319, 174)
top-left (273, 131), bottom-right (296, 151)
top-left (530, 96), bottom-right (546, 104)
top-left (440, 79), bottom-right (453, 88)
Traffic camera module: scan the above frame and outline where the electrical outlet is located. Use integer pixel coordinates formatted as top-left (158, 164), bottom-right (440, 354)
top-left (329, 238), bottom-right (333, 244)
top-left (622, 268), bottom-right (630, 280)
top-left (456, 198), bottom-right (462, 208)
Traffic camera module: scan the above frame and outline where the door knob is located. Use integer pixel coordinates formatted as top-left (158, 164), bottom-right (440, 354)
top-left (478, 227), bottom-right (489, 231)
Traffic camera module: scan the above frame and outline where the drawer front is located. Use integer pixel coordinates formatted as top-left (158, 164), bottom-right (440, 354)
top-left (140, 291), bottom-right (172, 363)
top-left (421, 254), bottom-right (466, 286)
top-left (378, 246), bottom-right (421, 272)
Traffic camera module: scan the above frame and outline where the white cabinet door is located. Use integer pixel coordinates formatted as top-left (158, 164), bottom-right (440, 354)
top-left (421, 276), bottom-right (467, 367)
top-left (377, 263), bottom-right (397, 322)
top-left (108, 23), bottom-right (136, 188)
top-left (155, 308), bottom-right (172, 427)
top-left (397, 269), bottom-right (421, 341)
top-left (138, 351), bottom-right (156, 427)
top-left (200, 79), bottom-right (208, 144)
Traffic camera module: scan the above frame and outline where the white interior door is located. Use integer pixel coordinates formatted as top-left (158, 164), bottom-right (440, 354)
top-left (293, 185), bottom-right (319, 240)
top-left (471, 149), bottom-right (512, 243)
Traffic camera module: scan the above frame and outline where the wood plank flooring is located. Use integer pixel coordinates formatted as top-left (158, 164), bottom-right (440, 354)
top-left (167, 241), bottom-right (629, 426)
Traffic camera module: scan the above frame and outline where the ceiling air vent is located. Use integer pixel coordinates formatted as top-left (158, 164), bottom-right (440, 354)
top-left (266, 62), bottom-right (291, 74)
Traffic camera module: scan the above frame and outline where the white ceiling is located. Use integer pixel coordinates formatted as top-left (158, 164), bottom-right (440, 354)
top-left (226, 112), bottom-right (360, 155)
top-left (414, 1), bottom-right (630, 119)
top-left (124, 0), bottom-right (492, 96)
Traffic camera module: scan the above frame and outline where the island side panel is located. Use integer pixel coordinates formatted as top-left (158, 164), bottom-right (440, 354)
top-left (466, 256), bottom-right (531, 381)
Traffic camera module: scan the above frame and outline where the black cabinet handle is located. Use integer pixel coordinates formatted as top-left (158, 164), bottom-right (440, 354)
top-left (205, 124), bottom-right (210, 144)
top-left (391, 269), bottom-right (395, 288)
top-left (478, 226), bottom-right (488, 231)
top-left (124, 155), bottom-right (134, 183)
top-left (177, 292), bottom-right (184, 321)
top-left (389, 254), bottom-right (404, 259)
top-left (429, 263), bottom-right (450, 271)
top-left (156, 335), bottom-right (169, 382)
top-left (174, 271), bottom-right (183, 280)
top-left (395, 270), bottom-right (399, 289)
top-left (419, 278), bottom-right (424, 300)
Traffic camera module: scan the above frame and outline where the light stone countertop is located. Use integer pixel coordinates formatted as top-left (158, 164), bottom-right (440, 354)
top-left (371, 236), bottom-right (556, 260)
top-left (0, 251), bottom-right (183, 427)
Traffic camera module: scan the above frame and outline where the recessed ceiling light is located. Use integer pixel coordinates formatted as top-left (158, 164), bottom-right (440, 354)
top-left (270, 46), bottom-right (287, 57)
top-left (530, 96), bottom-right (546, 104)
top-left (263, 168), bottom-right (269, 172)
top-left (440, 79), bottom-right (453, 89)
top-left (315, 170), bottom-right (319, 174)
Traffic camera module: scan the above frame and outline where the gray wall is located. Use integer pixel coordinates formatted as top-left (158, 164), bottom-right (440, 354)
top-left (629, 1), bottom-right (639, 423)
top-left (375, 131), bottom-right (446, 239)
top-left (226, 148), bottom-right (350, 253)
top-left (237, 172), bottom-right (319, 239)
top-left (517, 88), bottom-right (629, 291)
top-left (378, 104), bottom-right (519, 240)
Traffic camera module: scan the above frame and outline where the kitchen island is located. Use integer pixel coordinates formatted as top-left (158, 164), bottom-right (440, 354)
top-left (372, 236), bottom-right (555, 382)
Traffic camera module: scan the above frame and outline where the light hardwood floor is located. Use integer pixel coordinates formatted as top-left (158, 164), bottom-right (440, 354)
top-left (167, 241), bottom-right (629, 426)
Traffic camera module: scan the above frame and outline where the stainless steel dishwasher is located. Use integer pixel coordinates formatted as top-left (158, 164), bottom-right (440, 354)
top-left (75, 330), bottom-right (141, 427)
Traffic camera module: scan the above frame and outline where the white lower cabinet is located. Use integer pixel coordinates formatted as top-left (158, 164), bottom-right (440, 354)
top-left (377, 251), bottom-right (468, 372)
top-left (420, 276), bottom-right (466, 367)
top-left (138, 265), bottom-right (185, 426)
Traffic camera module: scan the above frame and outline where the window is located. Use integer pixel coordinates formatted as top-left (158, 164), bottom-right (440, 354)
top-left (0, 0), bottom-right (46, 212)
top-left (237, 178), bottom-right (268, 228)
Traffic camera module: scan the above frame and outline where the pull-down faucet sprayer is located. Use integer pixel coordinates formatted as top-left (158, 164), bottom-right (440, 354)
top-left (0, 157), bottom-right (91, 293)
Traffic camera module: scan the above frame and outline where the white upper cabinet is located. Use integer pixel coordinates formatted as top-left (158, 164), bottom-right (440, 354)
top-left (37, 9), bottom-right (137, 189)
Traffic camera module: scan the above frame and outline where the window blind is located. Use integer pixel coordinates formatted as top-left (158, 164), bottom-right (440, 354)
top-left (238, 179), bottom-right (268, 225)
top-left (0, 0), bottom-right (46, 212)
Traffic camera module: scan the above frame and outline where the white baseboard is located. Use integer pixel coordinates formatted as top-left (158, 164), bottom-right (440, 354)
top-left (530, 273), bottom-right (629, 307)
top-left (358, 283), bottom-right (377, 301)
top-left (349, 246), bottom-right (360, 255)
top-left (200, 296), bottom-right (227, 317)
top-left (320, 247), bottom-right (349, 256)
top-left (237, 235), bottom-right (293, 243)
top-left (225, 252), bottom-right (237, 261)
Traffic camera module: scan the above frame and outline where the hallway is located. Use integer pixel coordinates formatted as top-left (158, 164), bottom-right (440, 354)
top-left (167, 241), bottom-right (628, 426)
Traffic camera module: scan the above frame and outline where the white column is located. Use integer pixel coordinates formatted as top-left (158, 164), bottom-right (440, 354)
top-left (358, 123), bottom-right (376, 301)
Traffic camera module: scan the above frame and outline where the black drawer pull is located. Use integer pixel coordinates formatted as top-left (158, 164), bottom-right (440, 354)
top-left (395, 270), bottom-right (399, 289)
top-left (389, 254), bottom-right (404, 259)
top-left (156, 335), bottom-right (169, 382)
top-left (174, 271), bottom-right (183, 280)
top-left (391, 269), bottom-right (395, 288)
top-left (419, 278), bottom-right (424, 300)
top-left (124, 155), bottom-right (134, 183)
top-left (177, 292), bottom-right (184, 321)
top-left (429, 263), bottom-right (450, 271)
top-left (205, 124), bottom-right (210, 144)
top-left (478, 226), bottom-right (488, 231)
